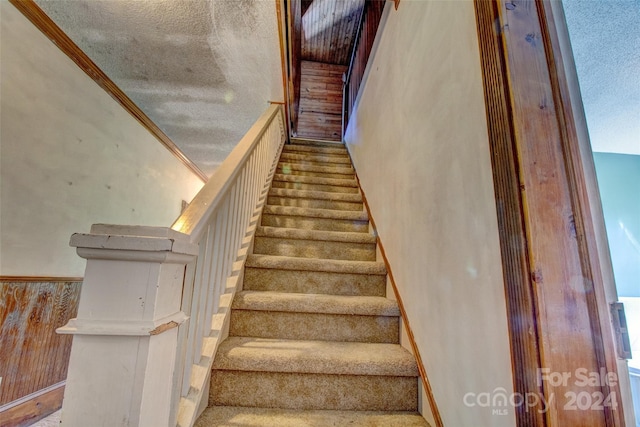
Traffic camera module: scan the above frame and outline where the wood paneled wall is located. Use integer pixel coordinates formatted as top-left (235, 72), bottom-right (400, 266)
top-left (296, 60), bottom-right (346, 141)
top-left (0, 279), bottom-right (81, 424)
top-left (301, 0), bottom-right (364, 65)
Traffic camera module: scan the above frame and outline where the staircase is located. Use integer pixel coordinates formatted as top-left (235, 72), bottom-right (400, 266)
top-left (195, 140), bottom-right (429, 426)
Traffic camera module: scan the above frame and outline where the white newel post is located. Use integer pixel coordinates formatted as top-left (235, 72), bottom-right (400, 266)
top-left (58, 224), bottom-right (198, 427)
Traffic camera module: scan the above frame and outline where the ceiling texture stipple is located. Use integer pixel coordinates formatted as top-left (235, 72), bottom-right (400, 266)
top-left (563, 0), bottom-right (640, 156)
top-left (34, 0), bottom-right (284, 177)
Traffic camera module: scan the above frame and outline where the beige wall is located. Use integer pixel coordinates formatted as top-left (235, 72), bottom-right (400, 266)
top-left (345, 2), bottom-right (515, 426)
top-left (0, 2), bottom-right (203, 276)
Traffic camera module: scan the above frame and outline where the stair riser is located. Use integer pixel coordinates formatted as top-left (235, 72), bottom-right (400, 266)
top-left (273, 174), bottom-right (358, 188)
top-left (229, 311), bottom-right (399, 343)
top-left (243, 268), bottom-right (386, 296)
top-left (267, 196), bottom-right (363, 211)
top-left (271, 180), bottom-right (359, 194)
top-left (276, 168), bottom-right (355, 179)
top-left (283, 145), bottom-right (348, 156)
top-left (279, 152), bottom-right (352, 165)
top-left (278, 162), bottom-right (353, 173)
top-left (261, 214), bottom-right (369, 233)
top-left (210, 371), bottom-right (418, 411)
top-left (253, 237), bottom-right (376, 261)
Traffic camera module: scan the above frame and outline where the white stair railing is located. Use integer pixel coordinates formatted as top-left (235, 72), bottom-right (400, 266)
top-left (60, 105), bottom-right (286, 427)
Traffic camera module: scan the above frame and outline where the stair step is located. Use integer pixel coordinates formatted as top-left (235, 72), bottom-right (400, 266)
top-left (283, 143), bottom-right (348, 156)
top-left (214, 338), bottom-right (416, 376)
top-left (279, 151), bottom-right (352, 165)
top-left (277, 162), bottom-right (354, 178)
top-left (257, 226), bottom-right (374, 243)
top-left (268, 188), bottom-right (363, 211)
top-left (230, 292), bottom-right (399, 342)
top-left (243, 255), bottom-right (387, 296)
top-left (271, 179), bottom-right (359, 194)
top-left (261, 205), bottom-right (370, 233)
top-left (290, 138), bottom-right (347, 147)
top-left (195, 406), bottom-right (429, 427)
top-left (210, 338), bottom-right (419, 411)
top-left (269, 188), bottom-right (362, 203)
top-left (273, 173), bottom-right (358, 188)
top-left (246, 255), bottom-right (386, 274)
top-left (211, 371), bottom-right (417, 411)
top-left (254, 226), bottom-right (376, 261)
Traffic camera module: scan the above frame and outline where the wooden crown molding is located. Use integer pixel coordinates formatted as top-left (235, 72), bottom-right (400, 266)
top-left (8, 0), bottom-right (208, 183)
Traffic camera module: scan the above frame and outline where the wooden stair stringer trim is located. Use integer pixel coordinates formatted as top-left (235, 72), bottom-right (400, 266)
top-left (176, 138), bottom-right (286, 427)
top-left (348, 151), bottom-right (444, 427)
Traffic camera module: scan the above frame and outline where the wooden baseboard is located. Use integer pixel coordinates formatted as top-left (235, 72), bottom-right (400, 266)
top-left (0, 383), bottom-right (64, 427)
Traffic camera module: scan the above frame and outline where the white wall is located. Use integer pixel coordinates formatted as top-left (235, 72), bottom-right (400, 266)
top-left (0, 2), bottom-right (203, 277)
top-left (345, 2), bottom-right (515, 426)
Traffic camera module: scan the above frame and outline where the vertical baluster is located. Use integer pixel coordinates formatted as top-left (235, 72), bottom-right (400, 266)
top-left (234, 170), bottom-right (245, 260)
top-left (223, 182), bottom-right (236, 286)
top-left (207, 195), bottom-right (228, 333)
top-left (200, 218), bottom-right (218, 339)
top-left (255, 140), bottom-right (264, 203)
top-left (193, 220), bottom-right (215, 362)
top-left (176, 260), bottom-right (197, 398)
top-left (186, 225), bottom-right (208, 369)
top-left (246, 153), bottom-right (257, 226)
top-left (232, 174), bottom-right (243, 258)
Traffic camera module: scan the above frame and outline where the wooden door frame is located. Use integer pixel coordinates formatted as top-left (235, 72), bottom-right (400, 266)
top-left (474, 0), bottom-right (630, 426)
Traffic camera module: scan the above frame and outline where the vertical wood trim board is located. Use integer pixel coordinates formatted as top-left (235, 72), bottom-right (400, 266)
top-left (536, 1), bottom-right (625, 425)
top-left (8, 0), bottom-right (208, 183)
top-left (475, 0), bottom-right (625, 426)
top-left (473, 1), bottom-right (547, 425)
top-left (275, 0), bottom-right (291, 140)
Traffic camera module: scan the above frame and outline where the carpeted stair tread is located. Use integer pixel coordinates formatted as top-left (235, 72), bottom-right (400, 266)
top-left (232, 291), bottom-right (400, 316)
top-left (277, 162), bottom-right (354, 176)
top-left (273, 173), bottom-right (358, 188)
top-left (279, 152), bottom-right (352, 165)
top-left (283, 144), bottom-right (348, 156)
top-left (269, 187), bottom-right (362, 203)
top-left (263, 205), bottom-right (368, 221)
top-left (246, 254), bottom-right (386, 275)
top-left (256, 226), bottom-right (375, 244)
top-left (195, 406), bottom-right (430, 427)
top-left (213, 337), bottom-right (418, 377)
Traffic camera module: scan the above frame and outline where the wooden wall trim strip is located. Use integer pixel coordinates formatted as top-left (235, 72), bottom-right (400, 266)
top-left (473, 1), bottom-right (547, 424)
top-left (0, 382), bottom-right (65, 413)
top-left (0, 383), bottom-right (65, 427)
top-left (536, 2), bottom-right (624, 425)
top-left (274, 0), bottom-right (291, 140)
top-left (8, 0), bottom-right (208, 183)
top-left (475, 0), bottom-right (625, 425)
top-left (351, 170), bottom-right (444, 427)
top-left (0, 276), bottom-right (83, 282)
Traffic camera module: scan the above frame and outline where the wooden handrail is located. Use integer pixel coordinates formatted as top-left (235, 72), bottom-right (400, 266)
top-left (172, 105), bottom-right (282, 242)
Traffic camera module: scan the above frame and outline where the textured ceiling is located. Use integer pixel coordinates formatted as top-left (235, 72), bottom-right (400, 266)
top-left (563, 0), bottom-right (640, 155)
top-left (34, 0), bottom-right (284, 176)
